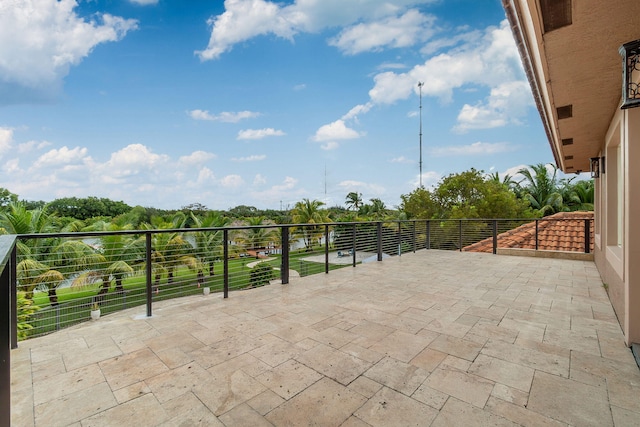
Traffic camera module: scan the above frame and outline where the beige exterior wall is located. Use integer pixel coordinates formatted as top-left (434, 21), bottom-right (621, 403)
top-left (595, 107), bottom-right (640, 345)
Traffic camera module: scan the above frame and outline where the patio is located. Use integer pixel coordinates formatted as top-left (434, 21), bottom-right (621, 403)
top-left (11, 250), bottom-right (640, 426)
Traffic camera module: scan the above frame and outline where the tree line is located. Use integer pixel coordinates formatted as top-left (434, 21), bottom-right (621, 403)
top-left (1, 163), bottom-right (593, 236)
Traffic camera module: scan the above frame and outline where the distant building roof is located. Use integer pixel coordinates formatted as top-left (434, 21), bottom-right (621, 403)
top-left (463, 211), bottom-right (594, 254)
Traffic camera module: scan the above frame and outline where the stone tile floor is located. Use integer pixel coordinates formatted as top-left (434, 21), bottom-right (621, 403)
top-left (11, 250), bottom-right (640, 426)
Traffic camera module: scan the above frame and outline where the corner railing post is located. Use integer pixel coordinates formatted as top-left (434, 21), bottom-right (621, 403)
top-left (492, 220), bottom-right (498, 255)
top-left (0, 235), bottom-right (15, 427)
top-left (223, 229), bottom-right (229, 297)
top-left (377, 222), bottom-right (382, 261)
top-left (535, 219), bottom-right (539, 251)
top-left (10, 245), bottom-right (17, 349)
top-left (324, 225), bottom-right (329, 274)
top-left (585, 218), bottom-right (591, 254)
top-left (459, 220), bottom-right (463, 252)
top-left (145, 232), bottom-right (153, 317)
top-left (397, 222), bottom-right (402, 256)
top-left (281, 226), bottom-right (289, 284)
top-left (426, 220), bottom-right (431, 250)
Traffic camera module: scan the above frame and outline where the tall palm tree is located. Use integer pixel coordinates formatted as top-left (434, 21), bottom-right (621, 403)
top-left (345, 192), bottom-right (363, 211)
top-left (561, 179), bottom-right (594, 211)
top-left (517, 163), bottom-right (565, 216)
top-left (291, 199), bottom-right (331, 250)
top-left (80, 220), bottom-right (136, 298)
top-left (237, 216), bottom-right (280, 254)
top-left (190, 211), bottom-right (231, 277)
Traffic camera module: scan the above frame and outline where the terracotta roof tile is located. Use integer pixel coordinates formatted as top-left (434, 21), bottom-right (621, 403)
top-left (463, 211), bottom-right (594, 254)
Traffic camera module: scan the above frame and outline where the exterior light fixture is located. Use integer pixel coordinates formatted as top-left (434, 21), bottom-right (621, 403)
top-left (590, 156), bottom-right (605, 178)
top-left (620, 39), bottom-right (640, 109)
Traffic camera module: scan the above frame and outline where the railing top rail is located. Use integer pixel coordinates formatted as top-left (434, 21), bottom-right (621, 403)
top-left (14, 216), bottom-right (592, 241)
top-left (0, 235), bottom-right (16, 268)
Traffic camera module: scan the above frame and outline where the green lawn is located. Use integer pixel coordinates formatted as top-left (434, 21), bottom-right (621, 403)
top-left (23, 251), bottom-right (347, 339)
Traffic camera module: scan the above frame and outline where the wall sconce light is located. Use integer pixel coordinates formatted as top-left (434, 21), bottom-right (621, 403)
top-left (590, 156), bottom-right (605, 178)
top-left (620, 39), bottom-right (640, 109)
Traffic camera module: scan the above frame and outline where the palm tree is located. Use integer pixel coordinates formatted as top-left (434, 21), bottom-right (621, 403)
top-left (345, 192), bottom-right (363, 211)
top-left (517, 163), bottom-right (565, 216)
top-left (561, 179), bottom-right (594, 211)
top-left (291, 199), bottom-right (331, 250)
top-left (237, 216), bottom-right (280, 255)
top-left (190, 211), bottom-right (231, 277)
top-left (81, 220), bottom-right (136, 297)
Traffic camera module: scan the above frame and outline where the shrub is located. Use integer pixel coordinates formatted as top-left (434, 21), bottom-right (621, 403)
top-left (249, 263), bottom-right (274, 288)
top-left (17, 291), bottom-right (39, 340)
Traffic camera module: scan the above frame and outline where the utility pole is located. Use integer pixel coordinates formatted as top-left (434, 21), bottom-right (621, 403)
top-left (418, 81), bottom-right (424, 188)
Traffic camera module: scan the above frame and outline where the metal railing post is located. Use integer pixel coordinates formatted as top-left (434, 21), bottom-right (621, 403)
top-left (426, 220), bottom-right (431, 250)
top-left (585, 218), bottom-right (591, 254)
top-left (0, 236), bottom-right (14, 427)
top-left (223, 229), bottom-right (229, 297)
top-left (412, 221), bottom-right (417, 253)
top-left (10, 245), bottom-right (17, 350)
top-left (145, 232), bottom-right (153, 317)
top-left (492, 220), bottom-right (498, 255)
top-left (377, 222), bottom-right (382, 261)
top-left (535, 219), bottom-right (539, 251)
top-left (324, 225), bottom-right (329, 274)
top-left (281, 226), bottom-right (289, 284)
top-left (397, 222), bottom-right (402, 256)
top-left (351, 224), bottom-right (357, 267)
top-left (459, 220), bottom-right (463, 252)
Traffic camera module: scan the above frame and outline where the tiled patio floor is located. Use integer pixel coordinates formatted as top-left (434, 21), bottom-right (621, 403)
top-left (11, 250), bottom-right (640, 426)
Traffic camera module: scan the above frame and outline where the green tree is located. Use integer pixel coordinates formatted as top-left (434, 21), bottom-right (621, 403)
top-left (399, 187), bottom-right (438, 219)
top-left (561, 179), bottom-right (594, 211)
top-left (190, 211), bottom-right (232, 277)
top-left (291, 199), bottom-right (331, 250)
top-left (400, 169), bottom-right (533, 220)
top-left (517, 163), bottom-right (564, 216)
top-left (48, 196), bottom-right (131, 220)
top-left (0, 187), bottom-right (18, 210)
top-left (345, 192), bottom-right (363, 211)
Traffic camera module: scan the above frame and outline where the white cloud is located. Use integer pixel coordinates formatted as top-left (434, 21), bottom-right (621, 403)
top-left (368, 20), bottom-right (524, 105)
top-left (320, 141), bottom-right (339, 151)
top-left (391, 156), bottom-right (413, 164)
top-left (429, 141), bottom-right (515, 157)
top-left (337, 180), bottom-right (386, 197)
top-left (220, 174), bottom-right (245, 188)
top-left (237, 128), bottom-right (285, 140)
top-left (453, 81), bottom-right (532, 133)
top-left (232, 155), bottom-right (266, 162)
top-left (128, 0), bottom-right (159, 5)
top-left (329, 9), bottom-right (434, 55)
top-left (18, 140), bottom-right (51, 154)
top-left (253, 174), bottom-right (267, 185)
top-left (98, 144), bottom-right (169, 182)
top-left (0, 127), bottom-right (13, 157)
top-left (249, 176), bottom-right (305, 207)
top-left (313, 119), bottom-right (362, 142)
top-left (32, 146), bottom-right (89, 168)
top-left (293, 83), bottom-right (306, 91)
top-left (178, 151), bottom-right (216, 165)
top-left (188, 109), bottom-right (261, 123)
top-left (341, 103), bottom-right (373, 122)
top-left (0, 0), bottom-right (137, 101)
top-left (196, 0), bottom-right (436, 60)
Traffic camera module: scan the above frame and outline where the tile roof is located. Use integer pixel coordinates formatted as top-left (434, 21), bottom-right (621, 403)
top-left (463, 211), bottom-right (594, 254)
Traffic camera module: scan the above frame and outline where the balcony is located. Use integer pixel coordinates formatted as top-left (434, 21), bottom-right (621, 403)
top-left (3, 218), bottom-right (640, 425)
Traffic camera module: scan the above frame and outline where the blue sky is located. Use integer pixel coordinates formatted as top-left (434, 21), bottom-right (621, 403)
top-left (0, 0), bottom-right (569, 211)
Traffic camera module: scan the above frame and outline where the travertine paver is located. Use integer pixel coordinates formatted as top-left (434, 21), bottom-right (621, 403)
top-left (10, 250), bottom-right (640, 426)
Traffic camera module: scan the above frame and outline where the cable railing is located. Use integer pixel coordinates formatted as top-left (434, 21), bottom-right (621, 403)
top-left (6, 216), bottom-right (593, 342)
